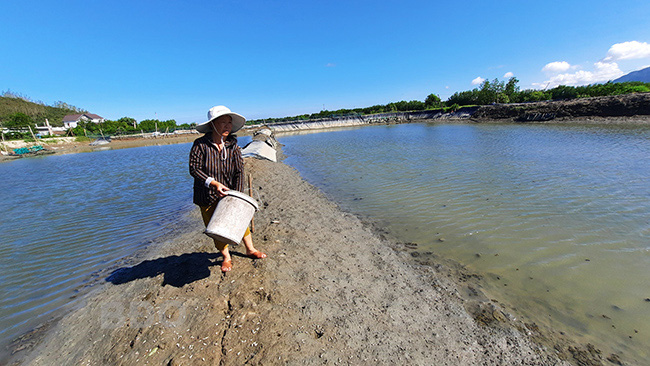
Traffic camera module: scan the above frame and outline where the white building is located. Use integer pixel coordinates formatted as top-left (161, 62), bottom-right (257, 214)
top-left (62, 113), bottom-right (105, 129)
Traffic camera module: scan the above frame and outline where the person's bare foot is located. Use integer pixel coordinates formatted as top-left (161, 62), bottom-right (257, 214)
top-left (246, 250), bottom-right (267, 259)
top-left (221, 259), bottom-right (232, 272)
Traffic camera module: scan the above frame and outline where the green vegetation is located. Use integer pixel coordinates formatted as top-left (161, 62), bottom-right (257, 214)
top-left (425, 93), bottom-right (443, 108)
top-left (249, 99), bottom-right (441, 124)
top-left (248, 80), bottom-right (650, 124)
top-left (447, 79), bottom-right (650, 105)
top-left (1, 91), bottom-right (196, 140)
top-left (447, 78), bottom-right (520, 105)
top-left (69, 118), bottom-right (185, 137)
top-left (0, 90), bottom-right (85, 127)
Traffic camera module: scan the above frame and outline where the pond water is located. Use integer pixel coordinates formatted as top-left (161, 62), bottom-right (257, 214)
top-left (278, 122), bottom-right (650, 363)
top-left (0, 136), bottom-right (250, 361)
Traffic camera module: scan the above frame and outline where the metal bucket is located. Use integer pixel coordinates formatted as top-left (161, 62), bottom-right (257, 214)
top-left (205, 190), bottom-right (259, 245)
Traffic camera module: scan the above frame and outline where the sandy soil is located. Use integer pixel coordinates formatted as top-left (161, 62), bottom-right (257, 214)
top-left (48, 134), bottom-right (202, 154)
top-left (9, 144), bottom-right (626, 365)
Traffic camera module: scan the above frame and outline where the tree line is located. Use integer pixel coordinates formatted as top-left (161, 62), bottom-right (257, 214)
top-left (249, 80), bottom-right (650, 124)
top-left (69, 117), bottom-right (193, 138)
top-left (248, 96), bottom-right (445, 124)
top-left (1, 111), bottom-right (194, 140)
top-left (0, 92), bottom-right (196, 139)
top-left (446, 79), bottom-right (650, 105)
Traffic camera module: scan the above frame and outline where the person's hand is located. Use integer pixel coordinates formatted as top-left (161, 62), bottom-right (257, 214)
top-left (211, 180), bottom-right (230, 197)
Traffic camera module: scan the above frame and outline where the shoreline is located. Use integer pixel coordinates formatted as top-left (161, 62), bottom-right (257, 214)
top-left (0, 134), bottom-right (201, 162)
top-left (9, 146), bottom-right (624, 365)
top-left (2, 105), bottom-right (650, 162)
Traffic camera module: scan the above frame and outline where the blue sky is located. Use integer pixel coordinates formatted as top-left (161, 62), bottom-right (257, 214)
top-left (2, 0), bottom-right (650, 123)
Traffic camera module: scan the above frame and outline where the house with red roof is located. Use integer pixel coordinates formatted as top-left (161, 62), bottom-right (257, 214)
top-left (63, 113), bottom-right (105, 129)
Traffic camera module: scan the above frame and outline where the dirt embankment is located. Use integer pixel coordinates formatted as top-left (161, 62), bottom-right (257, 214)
top-left (263, 93), bottom-right (650, 132)
top-left (13, 150), bottom-right (630, 365)
top-left (0, 134), bottom-right (202, 163)
top-left (472, 93), bottom-right (650, 123)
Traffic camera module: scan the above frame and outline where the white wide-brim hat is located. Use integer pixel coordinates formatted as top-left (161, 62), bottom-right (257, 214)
top-left (196, 105), bottom-right (246, 133)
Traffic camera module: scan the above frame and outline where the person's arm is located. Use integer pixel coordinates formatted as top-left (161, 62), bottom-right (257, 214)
top-left (189, 140), bottom-right (210, 182)
top-left (210, 179), bottom-right (230, 196)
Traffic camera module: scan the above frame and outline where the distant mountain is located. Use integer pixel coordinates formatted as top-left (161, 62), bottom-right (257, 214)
top-left (613, 66), bottom-right (650, 83)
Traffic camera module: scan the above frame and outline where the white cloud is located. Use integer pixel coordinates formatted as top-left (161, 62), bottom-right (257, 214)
top-left (503, 72), bottom-right (514, 78)
top-left (594, 61), bottom-right (625, 78)
top-left (534, 40), bottom-right (650, 89)
top-left (542, 61), bottom-right (571, 73)
top-left (325, 63), bottom-right (336, 67)
top-left (471, 77), bottom-right (485, 85)
top-left (535, 61), bottom-right (624, 88)
top-left (604, 41), bottom-right (650, 61)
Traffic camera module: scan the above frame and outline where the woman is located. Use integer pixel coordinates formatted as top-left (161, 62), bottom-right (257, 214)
top-left (189, 105), bottom-right (266, 272)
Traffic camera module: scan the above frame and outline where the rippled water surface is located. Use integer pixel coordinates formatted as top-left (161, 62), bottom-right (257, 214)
top-left (0, 135), bottom-right (251, 358)
top-left (0, 142), bottom-right (202, 358)
top-left (279, 123), bottom-right (650, 363)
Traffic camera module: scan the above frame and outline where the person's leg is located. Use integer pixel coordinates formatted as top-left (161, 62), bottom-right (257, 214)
top-left (217, 244), bottom-right (232, 272)
top-left (241, 227), bottom-right (266, 259)
top-left (200, 204), bottom-right (233, 272)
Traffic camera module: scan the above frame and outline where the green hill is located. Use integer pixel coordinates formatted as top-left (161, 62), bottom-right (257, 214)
top-left (0, 94), bottom-right (86, 127)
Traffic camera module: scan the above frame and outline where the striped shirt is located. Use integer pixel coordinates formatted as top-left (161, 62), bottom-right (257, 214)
top-left (189, 134), bottom-right (244, 206)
